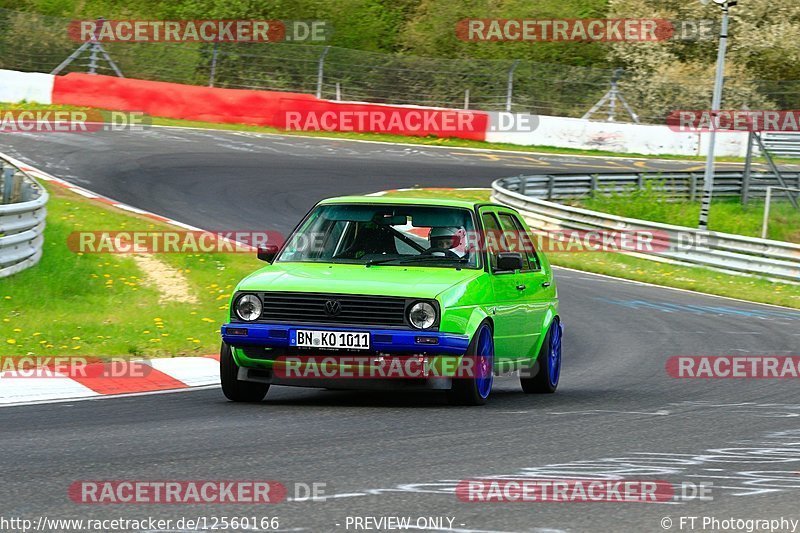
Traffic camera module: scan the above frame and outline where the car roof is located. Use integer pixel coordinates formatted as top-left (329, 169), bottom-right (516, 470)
top-left (317, 194), bottom-right (509, 210)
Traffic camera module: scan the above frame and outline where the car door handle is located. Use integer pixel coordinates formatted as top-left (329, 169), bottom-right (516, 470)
top-left (516, 284), bottom-right (526, 291)
top-left (541, 282), bottom-right (551, 288)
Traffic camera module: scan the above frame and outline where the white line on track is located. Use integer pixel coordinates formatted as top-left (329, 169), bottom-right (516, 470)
top-left (150, 123), bottom-right (710, 165)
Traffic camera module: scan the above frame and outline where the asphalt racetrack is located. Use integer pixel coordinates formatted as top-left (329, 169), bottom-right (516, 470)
top-left (1, 128), bottom-right (799, 533)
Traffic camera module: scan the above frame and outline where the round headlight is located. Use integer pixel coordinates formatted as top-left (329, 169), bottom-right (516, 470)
top-left (408, 302), bottom-right (436, 329)
top-left (235, 294), bottom-right (262, 321)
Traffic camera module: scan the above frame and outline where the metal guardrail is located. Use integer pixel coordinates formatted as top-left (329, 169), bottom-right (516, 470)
top-left (762, 132), bottom-right (800, 159)
top-left (0, 156), bottom-right (48, 278)
top-left (492, 176), bottom-right (800, 283)
top-left (502, 171), bottom-right (800, 202)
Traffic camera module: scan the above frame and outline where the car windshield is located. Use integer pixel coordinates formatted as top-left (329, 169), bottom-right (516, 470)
top-left (276, 204), bottom-right (480, 269)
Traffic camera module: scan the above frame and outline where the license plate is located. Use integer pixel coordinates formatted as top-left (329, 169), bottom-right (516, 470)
top-left (294, 330), bottom-right (370, 350)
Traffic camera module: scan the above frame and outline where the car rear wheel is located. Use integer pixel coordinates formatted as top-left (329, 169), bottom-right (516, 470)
top-left (447, 322), bottom-right (494, 406)
top-left (521, 318), bottom-right (561, 394)
top-left (220, 342), bottom-right (270, 402)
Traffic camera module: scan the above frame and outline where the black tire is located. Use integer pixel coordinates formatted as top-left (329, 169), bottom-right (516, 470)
top-left (521, 319), bottom-right (561, 394)
top-left (220, 342), bottom-right (269, 402)
top-left (447, 321), bottom-right (494, 406)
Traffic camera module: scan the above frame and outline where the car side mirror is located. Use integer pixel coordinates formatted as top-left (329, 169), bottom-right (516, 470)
top-left (257, 244), bottom-right (280, 263)
top-left (495, 252), bottom-right (524, 272)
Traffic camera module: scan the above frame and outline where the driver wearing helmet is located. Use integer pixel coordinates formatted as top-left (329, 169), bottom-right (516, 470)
top-left (426, 226), bottom-right (468, 258)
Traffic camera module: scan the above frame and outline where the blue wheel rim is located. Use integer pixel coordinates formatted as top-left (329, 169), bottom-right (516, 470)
top-left (475, 326), bottom-right (494, 399)
top-left (548, 320), bottom-right (562, 387)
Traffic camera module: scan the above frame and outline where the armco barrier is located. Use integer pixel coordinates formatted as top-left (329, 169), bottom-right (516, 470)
top-left (0, 155), bottom-right (48, 278)
top-left (501, 171), bottom-right (800, 202)
top-left (492, 176), bottom-right (800, 283)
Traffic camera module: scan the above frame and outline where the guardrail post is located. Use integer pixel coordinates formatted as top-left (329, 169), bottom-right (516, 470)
top-left (2, 168), bottom-right (14, 204)
top-left (547, 175), bottom-right (555, 200)
top-left (742, 132), bottom-right (754, 205)
top-left (590, 174), bottom-right (598, 197)
top-left (208, 42), bottom-right (219, 87)
top-left (10, 171), bottom-right (22, 203)
top-left (505, 60), bottom-right (520, 112)
top-left (637, 173), bottom-right (644, 190)
top-left (689, 174), bottom-right (697, 202)
top-left (316, 46), bottom-right (331, 99)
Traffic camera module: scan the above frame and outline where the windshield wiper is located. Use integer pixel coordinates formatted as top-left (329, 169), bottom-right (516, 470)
top-left (365, 255), bottom-right (469, 268)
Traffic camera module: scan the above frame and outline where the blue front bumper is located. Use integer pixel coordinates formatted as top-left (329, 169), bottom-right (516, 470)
top-left (221, 323), bottom-right (470, 356)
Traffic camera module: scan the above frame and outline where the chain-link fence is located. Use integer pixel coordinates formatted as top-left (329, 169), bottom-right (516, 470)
top-left (2, 8), bottom-right (800, 123)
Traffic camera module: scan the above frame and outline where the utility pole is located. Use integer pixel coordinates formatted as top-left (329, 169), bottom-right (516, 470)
top-left (697, 0), bottom-right (737, 230)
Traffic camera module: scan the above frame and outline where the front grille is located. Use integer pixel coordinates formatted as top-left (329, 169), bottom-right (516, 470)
top-left (258, 292), bottom-right (412, 328)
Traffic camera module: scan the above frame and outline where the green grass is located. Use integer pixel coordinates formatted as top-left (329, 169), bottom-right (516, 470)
top-left (6, 101), bottom-right (796, 164)
top-left (1, 183), bottom-right (260, 358)
top-left (578, 182), bottom-right (800, 243)
top-left (381, 187), bottom-right (800, 309)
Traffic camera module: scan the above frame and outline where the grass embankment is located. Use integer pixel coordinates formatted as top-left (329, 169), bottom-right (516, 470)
top-left (1, 183), bottom-right (259, 358)
top-left (577, 184), bottom-right (800, 243)
top-left (382, 188), bottom-right (800, 309)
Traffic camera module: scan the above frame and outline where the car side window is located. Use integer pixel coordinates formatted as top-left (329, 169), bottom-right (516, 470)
top-left (481, 212), bottom-right (502, 271)
top-left (498, 212), bottom-right (541, 271)
top-left (497, 213), bottom-right (532, 270)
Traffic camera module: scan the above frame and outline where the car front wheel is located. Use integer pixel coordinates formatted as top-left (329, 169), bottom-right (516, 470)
top-left (220, 342), bottom-right (270, 402)
top-left (447, 322), bottom-right (494, 406)
top-left (521, 318), bottom-right (562, 394)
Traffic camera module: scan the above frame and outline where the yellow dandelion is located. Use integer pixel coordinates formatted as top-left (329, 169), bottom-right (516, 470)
top-left (6, 339), bottom-right (16, 345)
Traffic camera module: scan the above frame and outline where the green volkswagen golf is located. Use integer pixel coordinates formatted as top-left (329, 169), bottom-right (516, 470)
top-left (220, 196), bottom-right (561, 405)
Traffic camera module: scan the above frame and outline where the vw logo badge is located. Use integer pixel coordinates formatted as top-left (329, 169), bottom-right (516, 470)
top-left (324, 300), bottom-right (341, 316)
